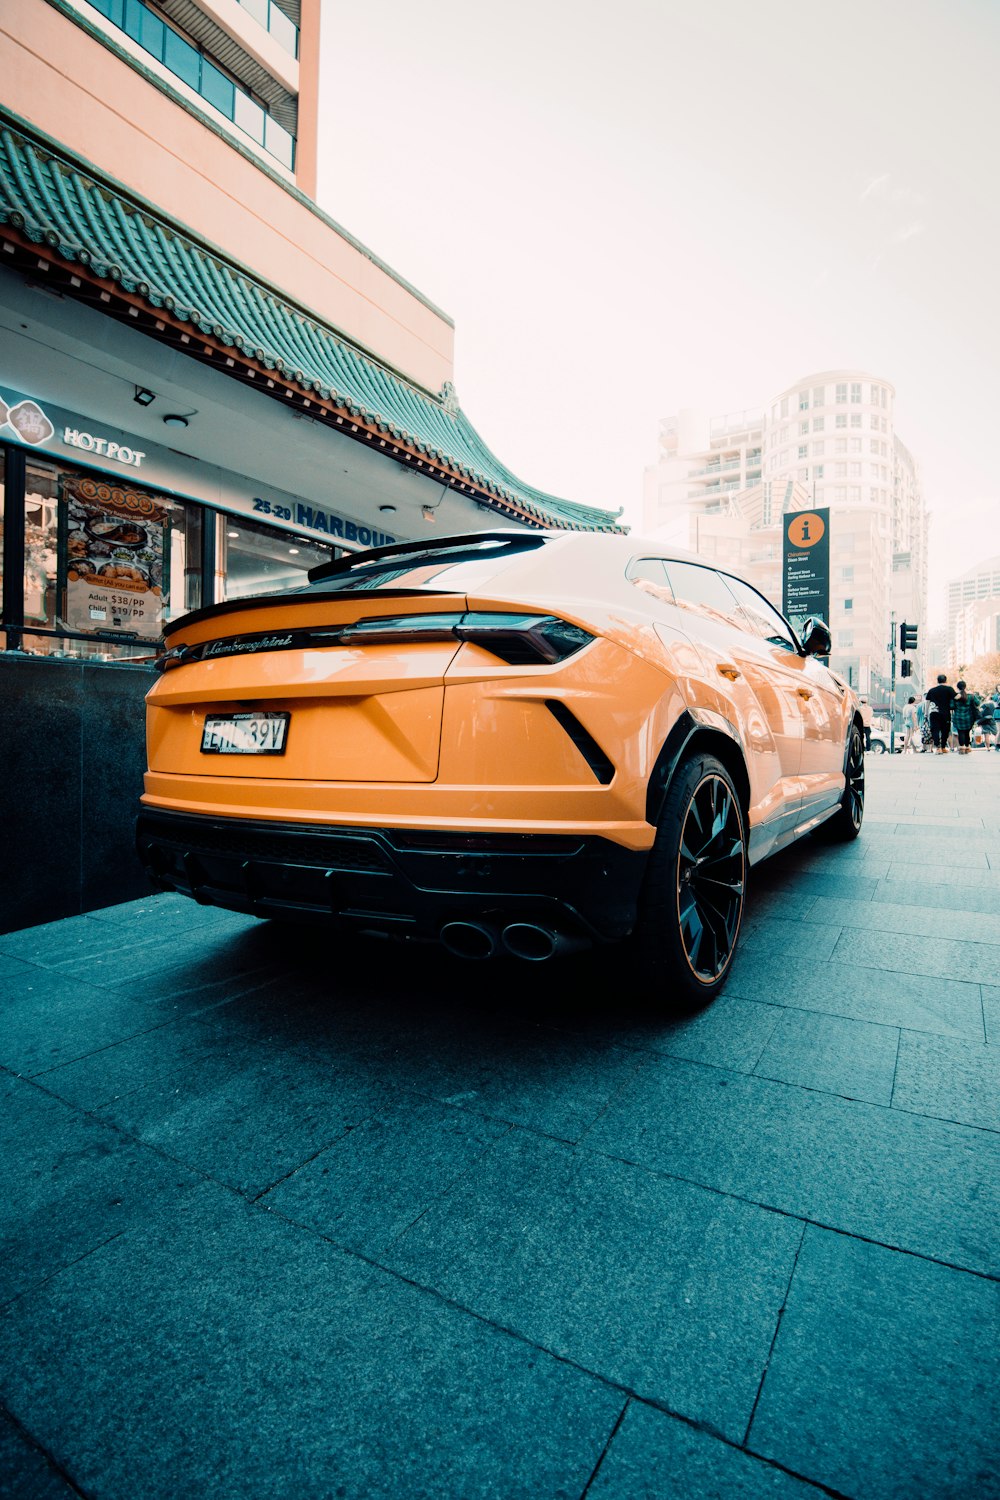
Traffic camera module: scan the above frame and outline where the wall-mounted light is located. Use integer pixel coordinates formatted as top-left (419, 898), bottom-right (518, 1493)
top-left (228, 530), bottom-right (240, 540)
top-left (133, 387), bottom-right (155, 407)
top-left (162, 414), bottom-right (188, 429)
top-left (421, 505), bottom-right (436, 523)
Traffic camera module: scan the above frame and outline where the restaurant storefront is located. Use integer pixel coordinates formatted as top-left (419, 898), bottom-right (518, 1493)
top-left (0, 381), bottom-right (412, 661)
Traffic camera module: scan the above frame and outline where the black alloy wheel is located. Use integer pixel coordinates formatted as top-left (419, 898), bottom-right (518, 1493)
top-left (634, 753), bottom-right (747, 1007)
top-left (817, 724), bottom-right (865, 842)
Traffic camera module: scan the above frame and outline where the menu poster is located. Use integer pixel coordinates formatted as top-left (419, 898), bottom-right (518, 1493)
top-left (59, 475), bottom-right (169, 641)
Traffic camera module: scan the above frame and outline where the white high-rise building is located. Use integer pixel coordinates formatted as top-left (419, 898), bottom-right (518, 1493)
top-left (946, 555), bottom-right (1000, 667)
top-left (643, 370), bottom-right (928, 704)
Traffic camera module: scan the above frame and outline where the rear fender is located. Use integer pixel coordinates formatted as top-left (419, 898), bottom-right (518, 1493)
top-left (645, 709), bottom-right (751, 829)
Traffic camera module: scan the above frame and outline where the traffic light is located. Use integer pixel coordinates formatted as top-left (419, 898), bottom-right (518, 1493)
top-left (899, 622), bottom-right (918, 652)
top-left (901, 659), bottom-right (912, 677)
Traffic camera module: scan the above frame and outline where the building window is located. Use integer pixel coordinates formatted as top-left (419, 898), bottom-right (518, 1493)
top-left (814, 464), bottom-right (825, 479)
top-left (841, 566), bottom-right (854, 580)
top-left (813, 386), bottom-right (825, 406)
top-left (850, 463), bottom-right (862, 478)
top-left (17, 456), bottom-right (202, 660)
top-left (781, 397), bottom-right (789, 418)
top-left (850, 383), bottom-right (862, 402)
top-left (221, 514), bottom-right (333, 602)
top-left (835, 438), bottom-right (848, 454)
top-left (813, 441), bottom-right (825, 456)
top-left (836, 383), bottom-right (848, 402)
top-left (837, 631), bottom-right (854, 647)
top-left (813, 417), bottom-right (825, 433)
top-left (798, 445), bottom-right (808, 459)
top-left (835, 463), bottom-right (847, 478)
top-left (835, 414), bottom-right (847, 429)
top-left (799, 394), bottom-right (809, 410)
top-left (800, 421), bottom-right (809, 436)
top-left (850, 414), bottom-right (862, 428)
top-left (844, 598), bottom-right (853, 610)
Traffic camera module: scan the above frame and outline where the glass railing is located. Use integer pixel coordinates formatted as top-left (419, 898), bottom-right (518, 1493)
top-left (88, 0), bottom-right (295, 170)
top-left (235, 0), bottom-right (298, 59)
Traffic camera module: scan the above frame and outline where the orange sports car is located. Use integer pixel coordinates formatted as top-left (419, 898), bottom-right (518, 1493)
top-left (136, 530), bottom-right (863, 1004)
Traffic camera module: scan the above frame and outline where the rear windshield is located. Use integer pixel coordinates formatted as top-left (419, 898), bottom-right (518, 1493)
top-left (308, 534), bottom-right (547, 595)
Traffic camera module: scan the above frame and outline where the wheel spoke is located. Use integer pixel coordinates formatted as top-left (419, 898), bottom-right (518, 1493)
top-left (677, 772), bottom-right (746, 981)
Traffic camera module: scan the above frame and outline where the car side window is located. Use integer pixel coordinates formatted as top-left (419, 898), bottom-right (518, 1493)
top-left (661, 561), bottom-right (747, 630)
top-left (721, 576), bottom-right (799, 652)
top-left (626, 557), bottom-right (675, 605)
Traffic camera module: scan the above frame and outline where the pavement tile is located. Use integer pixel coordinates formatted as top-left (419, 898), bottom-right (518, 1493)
top-left (94, 1045), bottom-right (395, 1198)
top-left (0, 1411), bottom-right (79, 1499)
top-left (628, 995), bottom-right (783, 1074)
top-left (0, 1071), bottom-right (201, 1309)
top-left (0, 1183), bottom-right (622, 1500)
top-left (385, 1129), bottom-right (804, 1441)
top-left (754, 1009), bottom-right (899, 1104)
top-left (725, 950), bottom-right (984, 1039)
top-left (805, 894), bottom-right (1000, 946)
top-left (831, 926), bottom-right (1000, 984)
top-left (263, 1096), bottom-right (510, 1255)
top-left (882, 862), bottom-right (1000, 891)
top-left (738, 918), bottom-right (843, 962)
top-left (32, 1002), bottom-right (283, 1112)
top-left (588, 1400), bottom-right (821, 1499)
top-left (874, 880), bottom-right (1000, 915)
top-left (892, 1031), bottom-right (1000, 1131)
top-left (584, 1055), bottom-right (1000, 1275)
top-left (748, 1227), bottom-right (1000, 1500)
top-left (985, 985), bottom-right (1000, 1044)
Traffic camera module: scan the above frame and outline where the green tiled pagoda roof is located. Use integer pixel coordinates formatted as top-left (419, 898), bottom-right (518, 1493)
top-left (0, 116), bottom-right (623, 532)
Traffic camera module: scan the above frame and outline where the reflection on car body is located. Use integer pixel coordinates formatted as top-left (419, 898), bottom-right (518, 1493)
top-left (137, 531), bottom-right (864, 1007)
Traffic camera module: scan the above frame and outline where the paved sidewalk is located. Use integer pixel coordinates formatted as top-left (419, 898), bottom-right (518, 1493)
top-left (1, 756), bottom-right (998, 1498)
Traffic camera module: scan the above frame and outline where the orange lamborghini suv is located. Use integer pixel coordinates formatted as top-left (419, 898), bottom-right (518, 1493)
top-left (137, 530), bottom-right (863, 1004)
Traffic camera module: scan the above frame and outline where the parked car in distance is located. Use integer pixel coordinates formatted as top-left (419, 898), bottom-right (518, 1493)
top-left (137, 530), bottom-right (863, 1008)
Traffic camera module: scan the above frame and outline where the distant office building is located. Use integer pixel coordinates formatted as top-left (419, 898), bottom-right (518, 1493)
top-left (643, 370), bottom-right (928, 702)
top-left (946, 555), bottom-right (1000, 666)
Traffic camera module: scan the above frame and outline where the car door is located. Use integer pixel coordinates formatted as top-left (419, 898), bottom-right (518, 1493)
top-left (660, 559), bottom-right (805, 847)
top-left (722, 574), bottom-right (848, 818)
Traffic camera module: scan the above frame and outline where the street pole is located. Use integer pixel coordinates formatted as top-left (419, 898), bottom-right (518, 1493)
top-left (889, 611), bottom-right (896, 754)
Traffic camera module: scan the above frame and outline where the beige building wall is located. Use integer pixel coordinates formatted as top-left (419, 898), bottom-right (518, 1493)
top-left (0, 0), bottom-right (455, 396)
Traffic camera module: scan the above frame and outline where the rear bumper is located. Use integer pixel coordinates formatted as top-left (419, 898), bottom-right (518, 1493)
top-left (135, 807), bottom-right (648, 945)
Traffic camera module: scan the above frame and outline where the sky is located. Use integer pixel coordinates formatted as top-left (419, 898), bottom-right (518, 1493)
top-left (316, 0), bottom-right (1000, 629)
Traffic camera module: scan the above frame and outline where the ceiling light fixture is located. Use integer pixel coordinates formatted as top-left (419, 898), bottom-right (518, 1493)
top-left (288, 547), bottom-right (299, 555)
top-left (228, 530), bottom-right (240, 539)
top-left (421, 505), bottom-right (436, 523)
top-left (379, 504), bottom-right (397, 515)
top-left (162, 414), bottom-right (188, 429)
top-left (133, 387), bottom-right (155, 406)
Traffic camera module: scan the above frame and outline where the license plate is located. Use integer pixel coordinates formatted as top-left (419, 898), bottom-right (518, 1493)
top-left (201, 712), bottom-right (289, 755)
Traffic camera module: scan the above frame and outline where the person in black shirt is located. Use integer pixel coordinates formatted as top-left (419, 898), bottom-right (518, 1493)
top-left (925, 674), bottom-right (958, 753)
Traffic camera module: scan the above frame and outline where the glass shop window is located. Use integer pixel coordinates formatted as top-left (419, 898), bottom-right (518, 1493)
top-left (20, 458), bottom-right (201, 661)
top-left (220, 512), bottom-right (334, 601)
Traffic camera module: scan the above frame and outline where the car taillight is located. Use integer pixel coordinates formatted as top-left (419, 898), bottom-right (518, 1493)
top-left (155, 613), bottom-right (594, 670)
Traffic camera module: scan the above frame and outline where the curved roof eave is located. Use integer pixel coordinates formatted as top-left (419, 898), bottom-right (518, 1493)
top-left (0, 113), bottom-right (625, 534)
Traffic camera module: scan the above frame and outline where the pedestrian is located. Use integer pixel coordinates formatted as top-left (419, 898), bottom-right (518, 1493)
top-left (859, 696), bottom-right (873, 752)
top-left (925, 673), bottom-right (957, 753)
top-left (902, 696), bottom-right (921, 753)
top-left (951, 680), bottom-right (981, 755)
top-left (979, 695), bottom-right (998, 752)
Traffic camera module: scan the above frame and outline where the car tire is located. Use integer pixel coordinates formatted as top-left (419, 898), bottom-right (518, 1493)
top-left (816, 725), bottom-right (865, 843)
top-left (869, 739), bottom-right (886, 754)
top-left (633, 752), bottom-right (746, 1007)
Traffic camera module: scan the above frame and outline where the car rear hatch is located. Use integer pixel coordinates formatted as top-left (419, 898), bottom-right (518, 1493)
top-left (146, 592), bottom-right (469, 783)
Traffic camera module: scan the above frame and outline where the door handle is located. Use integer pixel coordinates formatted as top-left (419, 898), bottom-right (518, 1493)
top-left (717, 663), bottom-right (741, 681)
top-left (797, 688), bottom-right (812, 700)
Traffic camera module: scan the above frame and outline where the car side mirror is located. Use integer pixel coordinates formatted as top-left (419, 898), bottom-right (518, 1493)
top-left (799, 617), bottom-right (832, 657)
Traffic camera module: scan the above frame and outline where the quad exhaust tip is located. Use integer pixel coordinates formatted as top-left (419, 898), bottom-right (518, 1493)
top-left (440, 921), bottom-right (584, 962)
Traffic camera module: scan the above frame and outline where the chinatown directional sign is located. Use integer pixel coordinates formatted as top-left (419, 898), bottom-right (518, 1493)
top-left (782, 507), bottom-right (830, 635)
